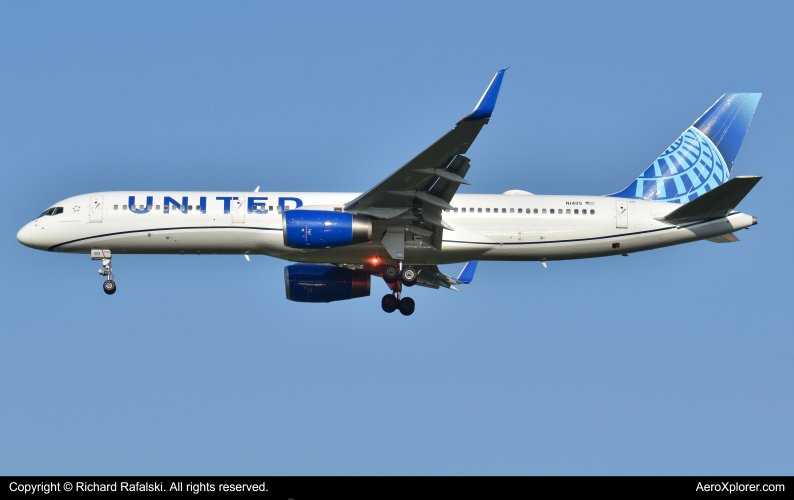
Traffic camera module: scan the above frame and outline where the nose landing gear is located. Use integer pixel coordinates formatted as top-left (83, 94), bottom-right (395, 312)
top-left (380, 262), bottom-right (417, 316)
top-left (92, 249), bottom-right (116, 295)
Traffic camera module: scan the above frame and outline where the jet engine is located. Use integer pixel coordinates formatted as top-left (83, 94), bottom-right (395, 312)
top-left (284, 264), bottom-right (371, 303)
top-left (282, 210), bottom-right (372, 248)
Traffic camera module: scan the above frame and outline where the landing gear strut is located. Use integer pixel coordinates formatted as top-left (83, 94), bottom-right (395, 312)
top-left (380, 262), bottom-right (416, 316)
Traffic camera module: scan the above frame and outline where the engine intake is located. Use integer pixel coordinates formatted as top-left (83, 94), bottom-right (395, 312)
top-left (284, 264), bottom-right (371, 303)
top-left (282, 210), bottom-right (372, 249)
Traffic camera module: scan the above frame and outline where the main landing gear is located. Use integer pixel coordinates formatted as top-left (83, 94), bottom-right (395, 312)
top-left (381, 263), bottom-right (417, 316)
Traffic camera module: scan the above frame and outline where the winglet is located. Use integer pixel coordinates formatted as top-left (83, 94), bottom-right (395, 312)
top-left (462, 69), bottom-right (508, 121)
top-left (456, 261), bottom-right (478, 283)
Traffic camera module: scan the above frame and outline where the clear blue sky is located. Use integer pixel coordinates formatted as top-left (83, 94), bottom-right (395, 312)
top-left (1, 1), bottom-right (792, 475)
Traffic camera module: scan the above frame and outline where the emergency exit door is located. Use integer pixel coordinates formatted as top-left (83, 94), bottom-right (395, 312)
top-left (89, 195), bottom-right (103, 222)
top-left (616, 200), bottom-right (628, 228)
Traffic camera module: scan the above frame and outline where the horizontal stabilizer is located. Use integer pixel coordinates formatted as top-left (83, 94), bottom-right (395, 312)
top-left (662, 176), bottom-right (761, 223)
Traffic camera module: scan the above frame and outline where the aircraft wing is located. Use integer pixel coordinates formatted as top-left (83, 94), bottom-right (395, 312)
top-left (344, 70), bottom-right (507, 254)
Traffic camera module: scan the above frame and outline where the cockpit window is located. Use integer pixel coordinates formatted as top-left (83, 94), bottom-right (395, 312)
top-left (37, 207), bottom-right (63, 218)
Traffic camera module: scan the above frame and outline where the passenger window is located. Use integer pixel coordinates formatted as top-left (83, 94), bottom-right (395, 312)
top-left (566, 209), bottom-right (571, 214)
top-left (114, 205), bottom-right (119, 210)
top-left (494, 208), bottom-right (498, 213)
top-left (123, 205), bottom-right (127, 210)
top-left (534, 208), bottom-right (538, 214)
top-left (470, 208), bottom-right (474, 213)
top-left (478, 208), bottom-right (482, 213)
top-left (550, 209), bottom-right (554, 214)
top-left (188, 205), bottom-right (193, 210)
top-left (542, 209), bottom-right (546, 214)
top-left (147, 205), bottom-right (152, 210)
top-left (559, 209), bottom-right (563, 214)
top-left (156, 205), bottom-right (160, 210)
top-left (486, 208), bottom-right (490, 213)
top-left (453, 208), bottom-right (458, 213)
top-left (574, 209), bottom-right (579, 214)
top-left (502, 208), bottom-right (506, 213)
top-left (516, 208), bottom-right (521, 213)
top-left (461, 208), bottom-right (466, 213)
top-left (590, 209), bottom-right (595, 214)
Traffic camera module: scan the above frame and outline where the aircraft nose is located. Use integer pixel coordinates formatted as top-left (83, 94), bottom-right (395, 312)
top-left (16, 223), bottom-right (33, 247)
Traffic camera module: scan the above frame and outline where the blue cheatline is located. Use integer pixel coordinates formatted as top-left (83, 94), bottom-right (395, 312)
top-left (609, 93), bottom-right (761, 204)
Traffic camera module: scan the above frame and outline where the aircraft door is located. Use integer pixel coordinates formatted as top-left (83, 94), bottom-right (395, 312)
top-left (616, 200), bottom-right (628, 228)
top-left (90, 195), bottom-right (103, 222)
top-left (231, 197), bottom-right (245, 223)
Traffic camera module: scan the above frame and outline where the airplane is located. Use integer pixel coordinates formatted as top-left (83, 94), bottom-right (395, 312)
top-left (16, 70), bottom-right (762, 316)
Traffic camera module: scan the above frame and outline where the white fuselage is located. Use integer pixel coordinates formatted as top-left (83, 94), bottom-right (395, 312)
top-left (16, 191), bottom-right (756, 264)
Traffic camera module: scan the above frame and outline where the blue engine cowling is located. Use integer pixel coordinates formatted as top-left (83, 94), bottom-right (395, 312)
top-left (284, 264), bottom-right (371, 303)
top-left (282, 210), bottom-right (372, 249)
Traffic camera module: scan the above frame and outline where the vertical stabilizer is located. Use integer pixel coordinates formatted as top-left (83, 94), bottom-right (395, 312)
top-left (610, 93), bottom-right (761, 203)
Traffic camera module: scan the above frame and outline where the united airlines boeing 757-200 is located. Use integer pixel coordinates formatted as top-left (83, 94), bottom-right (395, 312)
top-left (17, 70), bottom-right (761, 316)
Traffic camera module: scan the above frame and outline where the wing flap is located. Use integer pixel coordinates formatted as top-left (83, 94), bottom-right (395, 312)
top-left (707, 233), bottom-right (740, 243)
top-left (414, 262), bottom-right (476, 290)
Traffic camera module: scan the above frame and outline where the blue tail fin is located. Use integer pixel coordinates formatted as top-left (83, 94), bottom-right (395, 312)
top-left (609, 93), bottom-right (761, 203)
